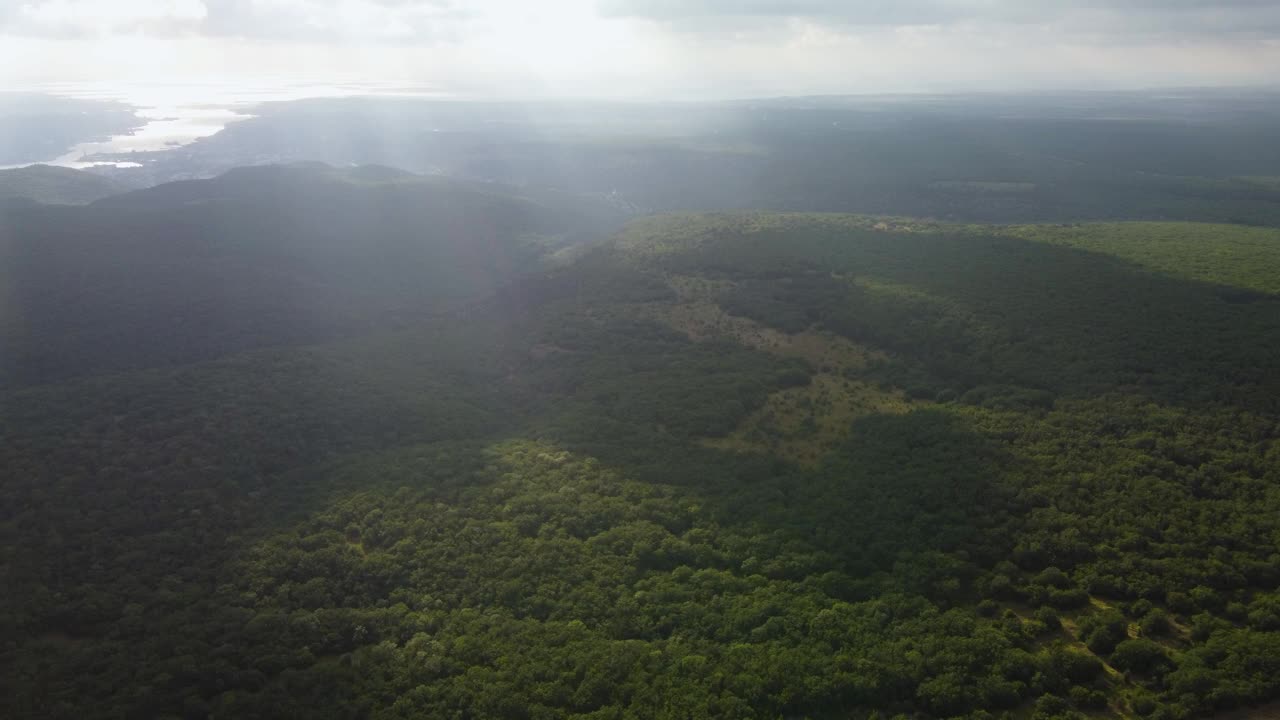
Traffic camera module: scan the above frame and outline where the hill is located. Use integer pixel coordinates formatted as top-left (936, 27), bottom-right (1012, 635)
top-left (0, 163), bottom-right (622, 386)
top-left (0, 164), bottom-right (128, 204)
top-left (105, 94), bottom-right (1280, 226)
top-left (2, 208), bottom-right (1280, 719)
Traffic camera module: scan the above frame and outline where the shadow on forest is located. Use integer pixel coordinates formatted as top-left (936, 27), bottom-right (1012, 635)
top-left (535, 404), bottom-right (1015, 603)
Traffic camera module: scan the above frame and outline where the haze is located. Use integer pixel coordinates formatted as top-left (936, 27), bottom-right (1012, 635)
top-left (8, 2), bottom-right (1280, 719)
top-left (3, 0), bottom-right (1280, 98)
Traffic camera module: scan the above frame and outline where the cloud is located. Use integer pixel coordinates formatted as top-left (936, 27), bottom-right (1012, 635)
top-left (200, 0), bottom-right (474, 43)
top-left (0, 0), bottom-right (476, 42)
top-left (3, 0), bottom-right (209, 36)
top-left (1, 0), bottom-right (1278, 96)
top-left (598, 0), bottom-right (1280, 42)
top-left (6, 0), bottom-right (1280, 45)
top-left (598, 0), bottom-right (984, 26)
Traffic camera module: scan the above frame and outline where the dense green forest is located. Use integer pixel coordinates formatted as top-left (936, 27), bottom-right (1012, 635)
top-left (3, 195), bottom-right (1280, 719)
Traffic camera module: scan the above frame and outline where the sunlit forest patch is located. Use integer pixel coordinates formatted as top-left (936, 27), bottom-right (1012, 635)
top-left (658, 273), bottom-right (882, 366)
top-left (655, 294), bottom-right (882, 372)
top-left (995, 222), bottom-right (1280, 294)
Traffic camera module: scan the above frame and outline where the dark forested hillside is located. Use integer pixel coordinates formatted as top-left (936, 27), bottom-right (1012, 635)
top-left (2, 203), bottom-right (1280, 720)
top-left (0, 164), bottom-right (620, 387)
top-left (0, 165), bottom-right (128, 205)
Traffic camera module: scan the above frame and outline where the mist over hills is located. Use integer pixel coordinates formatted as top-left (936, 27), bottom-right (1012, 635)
top-left (0, 163), bottom-right (621, 387)
top-left (67, 90), bottom-right (1280, 227)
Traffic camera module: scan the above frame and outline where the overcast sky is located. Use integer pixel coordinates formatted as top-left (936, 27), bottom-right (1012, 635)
top-left (1, 0), bottom-right (1279, 99)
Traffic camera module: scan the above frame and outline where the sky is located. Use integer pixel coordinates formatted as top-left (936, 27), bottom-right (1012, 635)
top-left (1, 0), bottom-right (1279, 99)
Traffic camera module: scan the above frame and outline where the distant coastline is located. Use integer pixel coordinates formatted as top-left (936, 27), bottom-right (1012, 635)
top-left (2, 80), bottom-right (446, 170)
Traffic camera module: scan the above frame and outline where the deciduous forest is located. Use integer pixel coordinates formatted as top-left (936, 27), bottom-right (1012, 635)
top-left (3, 174), bottom-right (1280, 719)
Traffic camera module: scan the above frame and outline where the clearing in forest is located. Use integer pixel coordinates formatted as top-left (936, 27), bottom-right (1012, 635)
top-left (651, 273), bottom-right (913, 464)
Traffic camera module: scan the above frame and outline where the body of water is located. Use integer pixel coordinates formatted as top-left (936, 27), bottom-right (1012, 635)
top-left (7, 80), bottom-right (444, 169)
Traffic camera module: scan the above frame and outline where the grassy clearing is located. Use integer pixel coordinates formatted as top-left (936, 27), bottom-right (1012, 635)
top-left (640, 272), bottom-right (909, 465)
top-left (658, 274), bottom-right (885, 373)
top-left (703, 373), bottom-right (911, 466)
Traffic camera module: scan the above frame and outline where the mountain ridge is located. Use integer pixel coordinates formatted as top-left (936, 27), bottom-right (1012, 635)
top-left (0, 164), bottom-right (129, 205)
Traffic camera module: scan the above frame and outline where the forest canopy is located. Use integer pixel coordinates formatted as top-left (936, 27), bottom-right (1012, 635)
top-left (2, 198), bottom-right (1280, 720)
